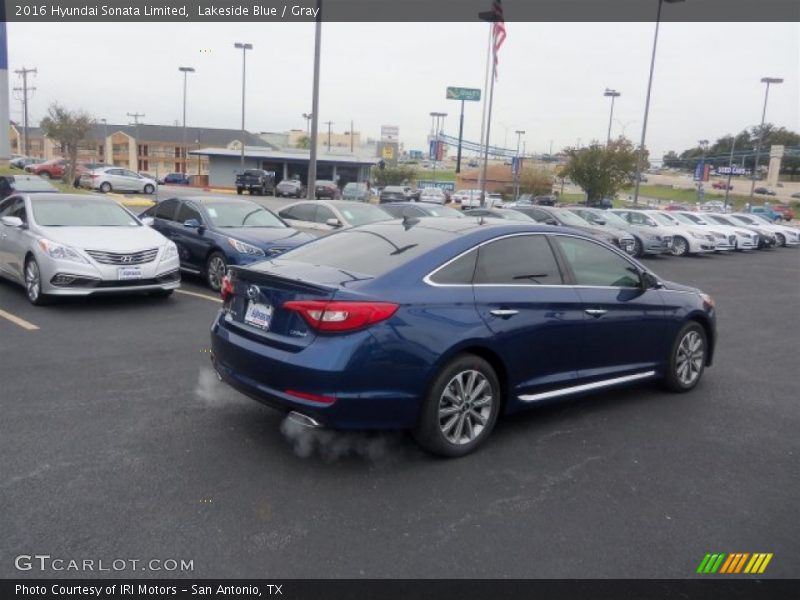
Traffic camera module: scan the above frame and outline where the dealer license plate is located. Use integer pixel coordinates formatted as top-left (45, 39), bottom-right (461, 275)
top-left (117, 267), bottom-right (142, 280)
top-left (244, 302), bottom-right (273, 331)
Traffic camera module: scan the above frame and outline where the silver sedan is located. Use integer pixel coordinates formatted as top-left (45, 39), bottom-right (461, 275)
top-left (0, 193), bottom-right (180, 305)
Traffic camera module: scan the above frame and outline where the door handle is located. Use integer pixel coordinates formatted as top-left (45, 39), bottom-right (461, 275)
top-left (584, 308), bottom-right (607, 317)
top-left (490, 309), bottom-right (519, 317)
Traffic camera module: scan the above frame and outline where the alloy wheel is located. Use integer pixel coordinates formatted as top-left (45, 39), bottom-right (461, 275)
top-left (438, 370), bottom-right (494, 446)
top-left (207, 255), bottom-right (227, 291)
top-left (675, 330), bottom-right (705, 387)
top-left (25, 259), bottom-right (41, 302)
top-left (672, 237), bottom-right (688, 256)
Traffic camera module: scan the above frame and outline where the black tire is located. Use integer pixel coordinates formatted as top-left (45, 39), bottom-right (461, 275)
top-left (413, 354), bottom-right (501, 457)
top-left (24, 256), bottom-right (51, 306)
top-left (776, 233), bottom-right (785, 247)
top-left (40, 172), bottom-right (51, 179)
top-left (143, 184), bottom-right (155, 195)
top-left (99, 182), bottom-right (112, 193)
top-left (662, 322), bottom-right (707, 393)
top-left (632, 236), bottom-right (644, 258)
top-left (672, 236), bottom-right (690, 257)
top-left (205, 251), bottom-right (227, 292)
top-left (237, 187), bottom-right (243, 195)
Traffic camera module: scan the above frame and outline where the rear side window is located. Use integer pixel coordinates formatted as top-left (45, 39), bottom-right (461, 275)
top-left (474, 235), bottom-right (562, 285)
top-left (429, 250), bottom-right (478, 285)
top-left (155, 198), bottom-right (179, 221)
top-left (555, 235), bottom-right (640, 288)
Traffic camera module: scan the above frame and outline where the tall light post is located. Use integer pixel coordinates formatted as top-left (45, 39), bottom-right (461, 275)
top-left (633, 0), bottom-right (685, 206)
top-left (302, 112), bottom-right (313, 139)
top-left (750, 76), bottom-right (783, 198)
top-left (696, 139), bottom-right (709, 202)
top-left (724, 136), bottom-right (736, 209)
top-left (306, 0), bottom-right (322, 200)
top-left (514, 129), bottom-right (525, 200)
top-left (429, 111), bottom-right (447, 181)
top-left (178, 66), bottom-right (195, 174)
top-left (604, 88), bottom-right (620, 145)
top-left (234, 42), bottom-right (253, 171)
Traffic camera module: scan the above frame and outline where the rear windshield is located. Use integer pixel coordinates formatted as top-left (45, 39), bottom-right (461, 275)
top-left (278, 223), bottom-right (459, 276)
top-left (339, 204), bottom-right (393, 226)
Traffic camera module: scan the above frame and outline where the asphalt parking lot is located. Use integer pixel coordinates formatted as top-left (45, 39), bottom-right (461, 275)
top-left (1, 246), bottom-right (798, 579)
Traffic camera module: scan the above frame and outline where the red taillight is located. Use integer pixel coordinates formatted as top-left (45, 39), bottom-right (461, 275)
top-left (220, 274), bottom-right (234, 302)
top-left (283, 300), bottom-right (399, 333)
top-left (285, 389), bottom-right (336, 405)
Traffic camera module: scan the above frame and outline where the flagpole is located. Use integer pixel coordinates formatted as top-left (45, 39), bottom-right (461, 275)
top-left (477, 24), bottom-right (492, 193)
top-left (479, 55), bottom-right (497, 208)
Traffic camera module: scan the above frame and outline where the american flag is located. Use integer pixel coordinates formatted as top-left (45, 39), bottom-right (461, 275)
top-left (492, 0), bottom-right (507, 78)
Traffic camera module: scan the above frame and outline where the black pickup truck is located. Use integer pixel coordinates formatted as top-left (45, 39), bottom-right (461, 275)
top-left (235, 169), bottom-right (276, 196)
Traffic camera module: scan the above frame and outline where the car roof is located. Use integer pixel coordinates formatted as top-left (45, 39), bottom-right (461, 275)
top-left (25, 192), bottom-right (116, 203)
top-left (172, 195), bottom-right (261, 205)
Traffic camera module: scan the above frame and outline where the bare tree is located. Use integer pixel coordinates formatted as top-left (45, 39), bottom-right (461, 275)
top-left (40, 103), bottom-right (95, 186)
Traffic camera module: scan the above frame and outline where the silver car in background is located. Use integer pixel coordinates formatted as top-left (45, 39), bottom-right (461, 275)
top-left (81, 167), bottom-right (158, 194)
top-left (0, 193), bottom-right (180, 305)
top-left (418, 187), bottom-right (447, 205)
top-left (645, 211), bottom-right (717, 256)
top-left (727, 213), bottom-right (799, 248)
top-left (569, 207), bottom-right (672, 257)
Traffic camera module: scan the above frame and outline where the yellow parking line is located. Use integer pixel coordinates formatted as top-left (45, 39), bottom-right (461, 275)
top-left (0, 308), bottom-right (39, 330)
top-left (176, 289), bottom-right (222, 304)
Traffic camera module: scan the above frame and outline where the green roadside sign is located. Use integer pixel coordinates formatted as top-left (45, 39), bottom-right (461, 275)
top-left (446, 87), bottom-right (481, 101)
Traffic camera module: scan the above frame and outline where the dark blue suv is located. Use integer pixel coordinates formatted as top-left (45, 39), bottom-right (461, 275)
top-left (210, 218), bottom-right (717, 456)
top-left (140, 196), bottom-right (314, 290)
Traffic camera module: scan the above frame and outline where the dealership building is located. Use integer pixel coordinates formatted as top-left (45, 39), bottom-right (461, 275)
top-left (189, 147), bottom-right (379, 188)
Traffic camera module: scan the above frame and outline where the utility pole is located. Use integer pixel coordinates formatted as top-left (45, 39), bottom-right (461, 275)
top-left (234, 42), bottom-right (253, 171)
top-left (324, 120), bottom-right (333, 152)
top-left (350, 119), bottom-right (354, 153)
top-left (750, 77), bottom-right (783, 198)
top-left (724, 137), bottom-right (736, 209)
top-left (14, 67), bottom-right (37, 156)
top-left (514, 129), bottom-right (525, 201)
top-left (127, 112), bottom-right (144, 170)
top-left (178, 66), bottom-right (195, 174)
top-left (696, 139), bottom-right (709, 202)
top-left (306, 0), bottom-right (322, 200)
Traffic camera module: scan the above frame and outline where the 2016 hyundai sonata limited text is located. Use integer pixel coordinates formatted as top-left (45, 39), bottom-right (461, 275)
top-left (0, 193), bottom-right (180, 305)
top-left (210, 218), bottom-right (716, 457)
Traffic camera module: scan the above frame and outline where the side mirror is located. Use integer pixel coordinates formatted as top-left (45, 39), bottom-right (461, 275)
top-left (141, 216), bottom-right (155, 226)
top-left (641, 271), bottom-right (662, 290)
top-left (326, 218), bottom-right (342, 228)
top-left (0, 216), bottom-right (24, 228)
top-left (184, 219), bottom-right (201, 229)
top-left (595, 218), bottom-right (607, 225)
top-left (545, 218), bottom-right (558, 226)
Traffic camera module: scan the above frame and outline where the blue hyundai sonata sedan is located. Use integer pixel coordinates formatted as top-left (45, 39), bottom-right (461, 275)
top-left (210, 218), bottom-right (716, 456)
top-left (140, 196), bottom-right (314, 291)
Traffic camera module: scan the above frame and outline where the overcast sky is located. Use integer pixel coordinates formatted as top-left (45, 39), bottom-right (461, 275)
top-left (5, 21), bottom-right (799, 158)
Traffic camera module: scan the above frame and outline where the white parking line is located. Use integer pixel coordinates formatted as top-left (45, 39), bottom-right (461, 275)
top-left (176, 289), bottom-right (222, 304)
top-left (0, 308), bottom-right (39, 331)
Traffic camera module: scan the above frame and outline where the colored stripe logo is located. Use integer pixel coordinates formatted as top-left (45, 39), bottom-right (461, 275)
top-left (697, 553), bottom-right (773, 574)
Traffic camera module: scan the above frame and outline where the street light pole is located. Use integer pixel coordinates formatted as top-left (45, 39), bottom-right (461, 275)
top-left (749, 76), bottom-right (783, 198)
top-left (100, 118), bottom-right (108, 163)
top-left (604, 88), bottom-right (620, 145)
top-left (724, 136), bottom-right (736, 209)
top-left (633, 0), bottom-right (685, 206)
top-left (429, 111), bottom-right (447, 182)
top-left (514, 129), bottom-right (525, 200)
top-left (178, 66), bottom-right (195, 174)
top-left (234, 42), bottom-right (253, 171)
top-left (306, 0), bottom-right (322, 200)
top-left (302, 112), bottom-right (313, 139)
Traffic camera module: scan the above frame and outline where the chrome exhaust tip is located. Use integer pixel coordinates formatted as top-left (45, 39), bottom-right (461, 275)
top-left (287, 411), bottom-right (322, 429)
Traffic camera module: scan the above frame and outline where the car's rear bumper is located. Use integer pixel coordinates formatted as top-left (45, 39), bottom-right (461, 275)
top-left (210, 314), bottom-right (423, 430)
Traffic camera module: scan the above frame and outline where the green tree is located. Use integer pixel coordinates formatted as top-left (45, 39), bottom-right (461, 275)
top-left (518, 166), bottom-right (553, 196)
top-left (562, 138), bottom-right (642, 202)
top-left (373, 165), bottom-right (418, 187)
top-left (40, 103), bottom-right (94, 185)
top-left (295, 135), bottom-right (311, 149)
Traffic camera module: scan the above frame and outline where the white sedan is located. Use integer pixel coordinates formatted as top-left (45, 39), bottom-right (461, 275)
top-left (645, 211), bottom-right (717, 256)
top-left (81, 167), bottom-right (158, 194)
top-left (728, 213), bottom-right (800, 247)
